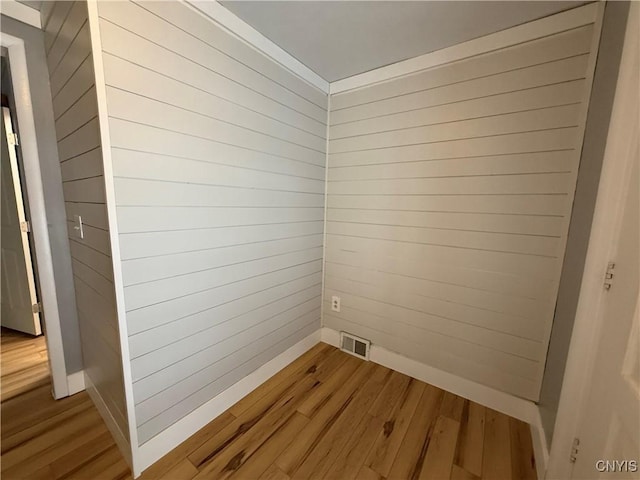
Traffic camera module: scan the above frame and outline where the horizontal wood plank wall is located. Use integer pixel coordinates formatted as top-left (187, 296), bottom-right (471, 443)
top-left (95, 0), bottom-right (328, 445)
top-left (42, 1), bottom-right (129, 441)
top-left (325, 19), bottom-right (599, 401)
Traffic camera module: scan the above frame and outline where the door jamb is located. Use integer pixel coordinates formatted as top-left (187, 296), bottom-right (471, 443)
top-left (546, 4), bottom-right (639, 478)
top-left (0, 32), bottom-right (69, 398)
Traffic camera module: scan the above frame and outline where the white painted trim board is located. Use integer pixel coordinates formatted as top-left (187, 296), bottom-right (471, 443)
top-left (67, 370), bottom-right (86, 396)
top-left (0, 31), bottom-right (69, 399)
top-left (86, 1), bottom-right (141, 475)
top-left (185, 0), bottom-right (329, 93)
top-left (319, 95), bottom-right (331, 347)
top-left (85, 373), bottom-right (134, 467)
top-left (0, 0), bottom-right (41, 29)
top-left (330, 2), bottom-right (599, 94)
top-left (533, 1), bottom-right (605, 403)
top-left (547, 3), bottom-right (639, 478)
top-left (531, 406), bottom-right (550, 480)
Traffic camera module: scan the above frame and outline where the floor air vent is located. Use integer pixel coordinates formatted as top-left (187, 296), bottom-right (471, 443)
top-left (340, 332), bottom-right (370, 360)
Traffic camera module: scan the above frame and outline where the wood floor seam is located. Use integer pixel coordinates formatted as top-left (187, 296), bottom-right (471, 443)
top-left (1, 331), bottom-right (536, 480)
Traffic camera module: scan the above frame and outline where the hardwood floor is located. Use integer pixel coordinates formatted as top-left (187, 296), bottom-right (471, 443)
top-left (0, 328), bottom-right (130, 480)
top-left (140, 343), bottom-right (537, 480)
top-left (1, 333), bottom-right (536, 479)
top-left (1, 328), bottom-right (49, 402)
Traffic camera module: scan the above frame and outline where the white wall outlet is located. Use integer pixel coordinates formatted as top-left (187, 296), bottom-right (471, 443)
top-left (331, 295), bottom-right (341, 312)
top-left (73, 214), bottom-right (84, 239)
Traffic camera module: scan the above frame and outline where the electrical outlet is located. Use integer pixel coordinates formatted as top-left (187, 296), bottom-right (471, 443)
top-left (331, 295), bottom-right (341, 312)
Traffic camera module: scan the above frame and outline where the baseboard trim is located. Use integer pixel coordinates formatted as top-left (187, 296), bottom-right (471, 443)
top-left (136, 328), bottom-right (322, 475)
top-left (66, 370), bottom-right (85, 396)
top-left (321, 327), bottom-right (547, 477)
top-left (84, 373), bottom-right (133, 467)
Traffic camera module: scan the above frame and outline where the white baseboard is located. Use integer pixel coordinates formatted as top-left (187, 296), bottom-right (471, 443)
top-left (84, 373), bottom-right (133, 468)
top-left (320, 325), bottom-right (341, 346)
top-left (322, 328), bottom-right (536, 420)
top-left (66, 370), bottom-right (85, 396)
top-left (321, 326), bottom-right (548, 477)
top-left (130, 325), bottom-right (548, 478)
top-left (136, 328), bottom-right (322, 476)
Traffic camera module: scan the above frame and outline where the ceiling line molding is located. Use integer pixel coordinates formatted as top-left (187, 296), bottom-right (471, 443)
top-left (329, 2), bottom-right (598, 96)
top-left (185, 0), bottom-right (330, 94)
top-left (0, 0), bottom-right (41, 29)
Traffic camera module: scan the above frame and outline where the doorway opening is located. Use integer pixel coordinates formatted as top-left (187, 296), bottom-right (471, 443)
top-left (1, 54), bottom-right (49, 402)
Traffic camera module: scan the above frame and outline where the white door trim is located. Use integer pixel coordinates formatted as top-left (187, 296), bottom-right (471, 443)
top-left (0, 32), bottom-right (69, 398)
top-left (547, 3), bottom-right (639, 478)
top-left (0, 0), bottom-right (42, 30)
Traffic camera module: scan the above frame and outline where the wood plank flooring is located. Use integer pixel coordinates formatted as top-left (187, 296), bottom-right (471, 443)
top-left (0, 328), bottom-right (131, 480)
top-left (1, 328), bottom-right (50, 402)
top-left (1, 332), bottom-right (536, 479)
top-left (139, 343), bottom-right (537, 480)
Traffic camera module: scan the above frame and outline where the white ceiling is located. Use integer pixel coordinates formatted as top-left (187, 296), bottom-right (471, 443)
top-left (220, 1), bottom-right (586, 82)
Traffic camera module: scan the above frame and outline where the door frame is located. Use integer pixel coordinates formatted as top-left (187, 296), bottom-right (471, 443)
top-left (546, 3), bottom-right (639, 478)
top-left (1, 32), bottom-right (69, 398)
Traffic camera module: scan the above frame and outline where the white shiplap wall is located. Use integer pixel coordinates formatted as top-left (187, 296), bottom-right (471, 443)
top-left (324, 17), bottom-right (601, 401)
top-left (95, 0), bottom-right (327, 445)
top-left (42, 0), bottom-right (129, 441)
